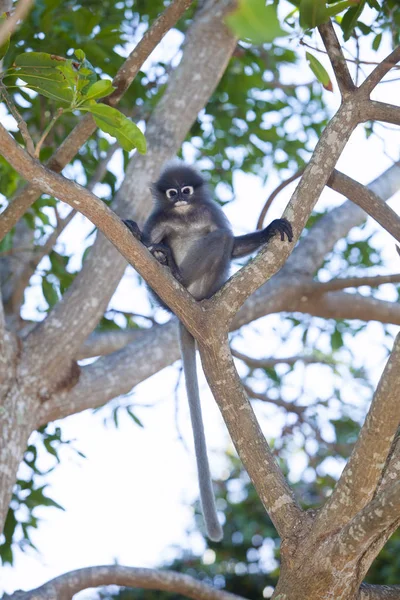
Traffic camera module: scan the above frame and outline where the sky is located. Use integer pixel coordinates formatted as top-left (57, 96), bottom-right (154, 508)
top-left (1, 5), bottom-right (400, 599)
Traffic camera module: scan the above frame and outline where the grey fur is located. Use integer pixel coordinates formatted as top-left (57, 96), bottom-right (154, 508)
top-left (179, 322), bottom-right (223, 541)
top-left (123, 163), bottom-right (293, 541)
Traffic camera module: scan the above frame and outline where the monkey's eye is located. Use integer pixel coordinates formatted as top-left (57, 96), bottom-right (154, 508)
top-left (166, 188), bottom-right (178, 199)
top-left (181, 186), bottom-right (194, 196)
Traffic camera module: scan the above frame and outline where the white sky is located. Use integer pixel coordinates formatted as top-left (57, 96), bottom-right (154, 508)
top-left (1, 6), bottom-right (400, 598)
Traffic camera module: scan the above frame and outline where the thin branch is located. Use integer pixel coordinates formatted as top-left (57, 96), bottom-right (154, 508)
top-left (318, 21), bottom-right (355, 95)
top-left (256, 167), bottom-right (305, 230)
top-left (327, 169), bottom-right (400, 243)
top-left (243, 382), bottom-right (306, 418)
top-left (232, 348), bottom-right (334, 369)
top-left (0, 83), bottom-right (35, 156)
top-left (364, 100), bottom-right (400, 127)
top-left (311, 273), bottom-right (400, 293)
top-left (0, 0), bottom-right (194, 241)
top-left (4, 565), bottom-right (246, 600)
top-left (34, 107), bottom-right (63, 157)
top-left (334, 479), bottom-right (400, 563)
top-left (359, 584), bottom-right (400, 600)
top-left (0, 0), bottom-right (33, 48)
top-left (360, 45), bottom-right (400, 96)
top-left (199, 334), bottom-right (305, 540)
top-left (300, 39), bottom-right (400, 71)
top-left (316, 333), bottom-right (400, 534)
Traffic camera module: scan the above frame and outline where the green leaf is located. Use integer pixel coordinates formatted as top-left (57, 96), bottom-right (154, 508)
top-left (299, 0), bottom-right (329, 28)
top-left (127, 407), bottom-right (144, 428)
top-left (81, 102), bottom-right (146, 153)
top-left (372, 32), bottom-right (382, 51)
top-left (341, 1), bottom-right (366, 40)
top-left (42, 278), bottom-right (59, 307)
top-left (74, 48), bottom-right (86, 62)
top-left (13, 52), bottom-right (74, 104)
top-left (81, 79), bottom-right (115, 102)
top-left (306, 51), bottom-right (333, 91)
top-left (225, 0), bottom-right (287, 44)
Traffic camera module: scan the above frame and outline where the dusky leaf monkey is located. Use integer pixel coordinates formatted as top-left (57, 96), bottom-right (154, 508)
top-left (124, 163), bottom-right (293, 541)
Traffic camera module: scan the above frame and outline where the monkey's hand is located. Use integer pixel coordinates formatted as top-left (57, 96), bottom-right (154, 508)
top-left (123, 219), bottom-right (142, 241)
top-left (149, 244), bottom-right (184, 284)
top-left (265, 218), bottom-right (293, 242)
top-left (149, 243), bottom-right (169, 266)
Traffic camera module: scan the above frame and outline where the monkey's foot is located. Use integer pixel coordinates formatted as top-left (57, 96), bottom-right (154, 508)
top-left (123, 219), bottom-right (142, 240)
top-left (269, 218), bottom-right (293, 242)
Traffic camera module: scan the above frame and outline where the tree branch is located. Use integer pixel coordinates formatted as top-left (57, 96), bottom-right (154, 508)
top-left (364, 100), bottom-right (400, 127)
top-left (318, 20), bottom-right (355, 96)
top-left (360, 45), bottom-right (400, 96)
top-left (199, 334), bottom-right (305, 540)
top-left (359, 584), bottom-right (400, 600)
top-left (4, 565), bottom-right (246, 600)
top-left (0, 0), bottom-right (194, 241)
top-left (310, 273), bottom-right (400, 293)
top-left (327, 169), bottom-right (400, 243)
top-left (334, 479), bottom-right (400, 563)
top-left (316, 333), bottom-right (400, 534)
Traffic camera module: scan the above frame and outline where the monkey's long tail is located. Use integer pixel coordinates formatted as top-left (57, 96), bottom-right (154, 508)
top-left (179, 322), bottom-right (223, 542)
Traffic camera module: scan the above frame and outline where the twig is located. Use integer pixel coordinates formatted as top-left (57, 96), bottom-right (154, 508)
top-left (243, 382), bottom-right (306, 418)
top-left (0, 83), bottom-right (35, 155)
top-left (300, 39), bottom-right (400, 70)
top-left (256, 167), bottom-right (305, 230)
top-left (0, 0), bottom-right (33, 49)
top-left (232, 348), bottom-right (334, 368)
top-left (34, 108), bottom-right (63, 157)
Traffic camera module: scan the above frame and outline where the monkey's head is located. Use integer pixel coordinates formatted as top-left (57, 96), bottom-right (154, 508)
top-left (152, 164), bottom-right (207, 209)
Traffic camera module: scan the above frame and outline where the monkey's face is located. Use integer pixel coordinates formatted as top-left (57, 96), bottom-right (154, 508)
top-left (152, 165), bottom-right (205, 209)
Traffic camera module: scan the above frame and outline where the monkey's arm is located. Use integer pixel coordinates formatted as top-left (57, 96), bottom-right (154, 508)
top-left (231, 218), bottom-right (293, 259)
top-left (123, 219), bottom-right (183, 283)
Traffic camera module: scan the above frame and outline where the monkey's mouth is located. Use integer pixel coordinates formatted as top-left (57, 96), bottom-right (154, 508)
top-left (174, 200), bottom-right (189, 207)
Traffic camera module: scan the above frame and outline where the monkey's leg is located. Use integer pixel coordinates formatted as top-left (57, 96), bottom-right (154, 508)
top-left (232, 218), bottom-right (293, 258)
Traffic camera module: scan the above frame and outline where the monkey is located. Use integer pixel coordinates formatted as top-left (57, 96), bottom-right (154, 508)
top-left (124, 163), bottom-right (293, 542)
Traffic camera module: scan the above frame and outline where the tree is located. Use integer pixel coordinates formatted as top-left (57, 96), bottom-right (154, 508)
top-left (0, 0), bottom-right (400, 598)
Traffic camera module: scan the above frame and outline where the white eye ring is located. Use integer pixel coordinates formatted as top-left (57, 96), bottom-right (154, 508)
top-left (166, 188), bottom-right (178, 199)
top-left (181, 186), bottom-right (194, 196)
